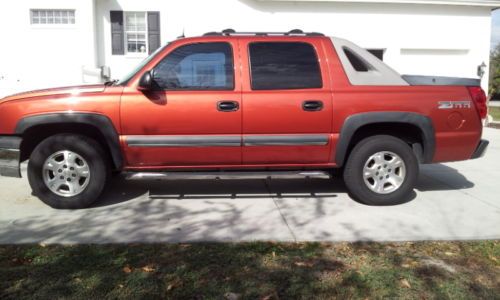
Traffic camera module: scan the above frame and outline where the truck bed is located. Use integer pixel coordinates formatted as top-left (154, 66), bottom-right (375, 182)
top-left (402, 75), bottom-right (480, 86)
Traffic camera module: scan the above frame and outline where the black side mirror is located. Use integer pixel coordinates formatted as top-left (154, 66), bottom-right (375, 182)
top-left (138, 71), bottom-right (154, 91)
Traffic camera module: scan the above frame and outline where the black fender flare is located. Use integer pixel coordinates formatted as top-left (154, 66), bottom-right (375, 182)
top-left (335, 112), bottom-right (435, 167)
top-left (15, 113), bottom-right (123, 169)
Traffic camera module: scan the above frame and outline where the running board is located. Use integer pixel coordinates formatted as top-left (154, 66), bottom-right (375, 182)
top-left (125, 171), bottom-right (331, 181)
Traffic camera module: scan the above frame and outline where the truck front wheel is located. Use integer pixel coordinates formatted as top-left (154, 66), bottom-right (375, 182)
top-left (343, 135), bottom-right (419, 205)
top-left (28, 134), bottom-right (109, 209)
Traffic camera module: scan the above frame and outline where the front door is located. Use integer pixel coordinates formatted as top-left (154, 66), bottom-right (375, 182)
top-left (120, 40), bottom-right (242, 167)
top-left (239, 38), bottom-right (333, 165)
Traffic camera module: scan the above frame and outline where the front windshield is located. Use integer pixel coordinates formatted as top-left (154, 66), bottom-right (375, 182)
top-left (116, 43), bottom-right (169, 85)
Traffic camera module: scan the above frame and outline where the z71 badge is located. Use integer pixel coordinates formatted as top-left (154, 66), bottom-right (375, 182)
top-left (438, 101), bottom-right (472, 109)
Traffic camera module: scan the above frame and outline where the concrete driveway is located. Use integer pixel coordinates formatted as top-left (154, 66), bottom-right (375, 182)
top-left (1, 128), bottom-right (499, 244)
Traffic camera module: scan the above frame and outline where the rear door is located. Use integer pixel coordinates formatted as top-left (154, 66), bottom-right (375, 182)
top-left (239, 37), bottom-right (333, 165)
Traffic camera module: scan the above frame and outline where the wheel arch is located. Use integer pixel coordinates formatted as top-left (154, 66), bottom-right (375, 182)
top-left (15, 113), bottom-right (123, 170)
top-left (335, 112), bottom-right (435, 167)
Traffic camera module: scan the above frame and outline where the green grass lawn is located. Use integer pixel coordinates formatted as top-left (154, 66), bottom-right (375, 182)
top-left (490, 106), bottom-right (500, 121)
top-left (1, 241), bottom-right (499, 299)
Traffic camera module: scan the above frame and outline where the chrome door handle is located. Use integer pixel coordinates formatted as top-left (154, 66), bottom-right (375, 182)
top-left (302, 100), bottom-right (323, 111)
top-left (217, 101), bottom-right (239, 112)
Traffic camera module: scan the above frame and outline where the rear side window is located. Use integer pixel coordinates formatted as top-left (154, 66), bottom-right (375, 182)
top-left (343, 47), bottom-right (373, 72)
top-left (249, 42), bottom-right (322, 90)
top-left (153, 42), bottom-right (234, 90)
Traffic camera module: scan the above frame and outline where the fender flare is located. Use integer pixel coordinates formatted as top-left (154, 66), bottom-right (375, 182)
top-left (15, 113), bottom-right (123, 169)
top-left (335, 112), bottom-right (435, 167)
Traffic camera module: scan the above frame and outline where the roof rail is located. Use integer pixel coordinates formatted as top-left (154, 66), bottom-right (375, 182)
top-left (203, 29), bottom-right (325, 37)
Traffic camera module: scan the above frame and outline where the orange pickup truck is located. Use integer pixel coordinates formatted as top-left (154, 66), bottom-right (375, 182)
top-left (0, 29), bottom-right (489, 209)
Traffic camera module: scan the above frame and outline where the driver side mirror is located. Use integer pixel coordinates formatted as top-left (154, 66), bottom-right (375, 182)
top-left (138, 71), bottom-right (154, 91)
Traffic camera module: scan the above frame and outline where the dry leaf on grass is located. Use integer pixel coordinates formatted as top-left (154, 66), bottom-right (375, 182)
top-left (167, 278), bottom-right (183, 291)
top-left (400, 279), bottom-right (411, 289)
top-left (294, 261), bottom-right (314, 267)
top-left (123, 266), bottom-right (132, 273)
top-left (141, 265), bottom-right (155, 273)
top-left (402, 260), bottom-right (418, 268)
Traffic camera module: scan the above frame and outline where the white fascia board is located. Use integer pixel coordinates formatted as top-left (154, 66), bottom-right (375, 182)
top-left (257, 0), bottom-right (500, 7)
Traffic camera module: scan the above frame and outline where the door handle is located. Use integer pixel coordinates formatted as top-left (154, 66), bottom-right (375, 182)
top-left (217, 101), bottom-right (239, 112)
top-left (302, 100), bottom-right (323, 112)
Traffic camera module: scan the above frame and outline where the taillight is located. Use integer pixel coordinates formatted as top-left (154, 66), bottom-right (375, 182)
top-left (467, 86), bottom-right (487, 119)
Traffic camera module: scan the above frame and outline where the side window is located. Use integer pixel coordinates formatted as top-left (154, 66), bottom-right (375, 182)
top-left (153, 42), bottom-right (234, 90)
top-left (249, 42), bottom-right (322, 90)
top-left (343, 47), bottom-right (374, 72)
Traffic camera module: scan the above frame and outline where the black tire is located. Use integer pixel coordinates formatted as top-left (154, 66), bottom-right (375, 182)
top-left (343, 135), bottom-right (418, 206)
top-left (28, 134), bottom-right (109, 209)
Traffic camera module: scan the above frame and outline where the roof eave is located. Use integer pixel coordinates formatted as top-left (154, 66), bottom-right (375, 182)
top-left (257, 0), bottom-right (500, 7)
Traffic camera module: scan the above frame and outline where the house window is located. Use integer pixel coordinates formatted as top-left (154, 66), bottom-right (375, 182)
top-left (124, 12), bottom-right (147, 54)
top-left (366, 49), bottom-right (385, 61)
top-left (31, 9), bottom-right (75, 25)
top-left (111, 11), bottom-right (160, 56)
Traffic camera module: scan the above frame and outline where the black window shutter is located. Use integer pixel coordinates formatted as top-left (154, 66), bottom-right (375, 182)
top-left (147, 12), bottom-right (161, 54)
top-left (110, 11), bottom-right (124, 55)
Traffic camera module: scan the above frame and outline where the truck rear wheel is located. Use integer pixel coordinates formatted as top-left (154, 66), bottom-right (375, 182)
top-left (343, 135), bottom-right (418, 205)
top-left (28, 134), bottom-right (109, 209)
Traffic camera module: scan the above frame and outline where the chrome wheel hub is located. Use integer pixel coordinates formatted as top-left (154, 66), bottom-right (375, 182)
top-left (42, 150), bottom-right (90, 197)
top-left (363, 151), bottom-right (406, 194)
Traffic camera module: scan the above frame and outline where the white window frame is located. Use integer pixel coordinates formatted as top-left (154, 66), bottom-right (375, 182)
top-left (124, 11), bottom-right (148, 56)
top-left (30, 9), bottom-right (76, 27)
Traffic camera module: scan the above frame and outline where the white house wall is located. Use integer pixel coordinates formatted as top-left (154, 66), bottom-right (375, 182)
top-left (0, 0), bottom-right (98, 97)
top-left (0, 0), bottom-right (495, 97)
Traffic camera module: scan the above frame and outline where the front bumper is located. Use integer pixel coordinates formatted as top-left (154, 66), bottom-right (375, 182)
top-left (471, 139), bottom-right (489, 159)
top-left (0, 136), bottom-right (22, 178)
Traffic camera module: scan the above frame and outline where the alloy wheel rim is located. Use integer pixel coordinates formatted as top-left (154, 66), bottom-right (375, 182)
top-left (363, 151), bottom-right (406, 194)
top-left (42, 150), bottom-right (90, 197)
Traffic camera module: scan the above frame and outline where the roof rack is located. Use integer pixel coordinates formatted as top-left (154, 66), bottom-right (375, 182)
top-left (203, 29), bottom-right (325, 37)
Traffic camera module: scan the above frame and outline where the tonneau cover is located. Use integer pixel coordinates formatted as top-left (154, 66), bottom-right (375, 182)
top-left (402, 75), bottom-right (480, 86)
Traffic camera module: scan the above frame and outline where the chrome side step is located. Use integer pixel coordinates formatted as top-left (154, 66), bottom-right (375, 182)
top-left (125, 171), bottom-right (331, 181)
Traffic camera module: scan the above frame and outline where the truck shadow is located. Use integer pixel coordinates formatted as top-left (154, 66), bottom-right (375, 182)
top-left (94, 164), bottom-right (473, 208)
top-left (416, 164), bottom-right (475, 191)
top-left (95, 177), bottom-right (343, 208)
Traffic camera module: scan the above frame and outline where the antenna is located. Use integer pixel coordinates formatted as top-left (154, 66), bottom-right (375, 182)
top-left (177, 28), bottom-right (185, 39)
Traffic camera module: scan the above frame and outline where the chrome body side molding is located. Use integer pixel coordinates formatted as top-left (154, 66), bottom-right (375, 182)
top-left (126, 134), bottom-right (330, 147)
top-left (243, 135), bottom-right (329, 146)
top-left (126, 135), bottom-right (241, 147)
